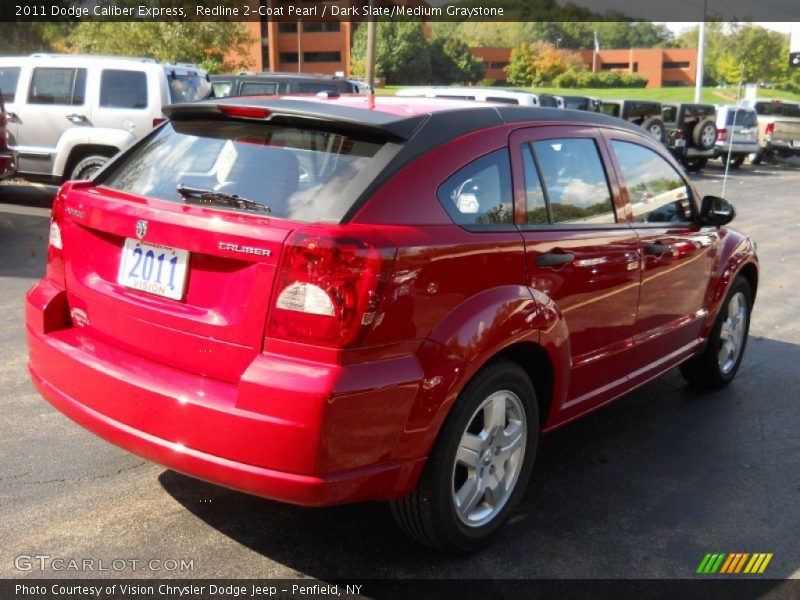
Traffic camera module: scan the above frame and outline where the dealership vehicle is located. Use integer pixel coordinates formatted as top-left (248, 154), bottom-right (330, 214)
top-left (740, 99), bottom-right (800, 163)
top-left (712, 105), bottom-right (759, 169)
top-left (26, 96), bottom-right (758, 552)
top-left (555, 94), bottom-right (602, 112)
top-left (0, 86), bottom-right (17, 179)
top-left (601, 99), bottom-right (665, 142)
top-left (0, 54), bottom-right (211, 182)
top-left (660, 102), bottom-right (717, 171)
top-left (210, 72), bottom-right (359, 98)
top-left (396, 87), bottom-right (563, 107)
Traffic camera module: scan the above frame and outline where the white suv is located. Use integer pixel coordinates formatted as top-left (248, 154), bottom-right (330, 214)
top-left (0, 54), bottom-right (210, 181)
top-left (396, 87), bottom-right (564, 108)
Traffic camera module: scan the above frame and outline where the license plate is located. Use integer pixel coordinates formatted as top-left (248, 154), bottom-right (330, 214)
top-left (791, 140), bottom-right (800, 148)
top-left (117, 239), bottom-right (189, 300)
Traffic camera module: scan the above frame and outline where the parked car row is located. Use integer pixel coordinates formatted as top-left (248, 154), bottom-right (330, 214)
top-left (395, 86), bottom-right (800, 173)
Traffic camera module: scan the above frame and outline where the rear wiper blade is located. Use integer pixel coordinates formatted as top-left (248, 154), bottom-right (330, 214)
top-left (176, 184), bottom-right (270, 213)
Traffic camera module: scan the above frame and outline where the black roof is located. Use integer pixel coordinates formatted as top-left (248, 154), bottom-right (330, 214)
top-left (163, 96), bottom-right (644, 142)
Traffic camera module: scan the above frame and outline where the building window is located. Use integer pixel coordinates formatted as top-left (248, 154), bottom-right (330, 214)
top-left (278, 23), bottom-right (297, 33)
top-left (303, 52), bottom-right (341, 63)
top-left (489, 61), bottom-right (509, 69)
top-left (303, 22), bottom-right (341, 33)
top-left (632, 62), bottom-right (639, 73)
top-left (664, 61), bottom-right (691, 69)
top-left (601, 62), bottom-right (630, 71)
top-left (280, 52), bottom-right (299, 64)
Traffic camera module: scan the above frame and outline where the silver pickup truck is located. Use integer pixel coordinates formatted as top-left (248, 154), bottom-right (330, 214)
top-left (741, 99), bottom-right (800, 164)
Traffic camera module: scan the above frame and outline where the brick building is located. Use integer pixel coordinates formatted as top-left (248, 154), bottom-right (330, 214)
top-left (469, 47), bottom-right (699, 89)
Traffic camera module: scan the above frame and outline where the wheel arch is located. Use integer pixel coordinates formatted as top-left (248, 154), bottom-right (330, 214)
top-left (62, 144), bottom-right (120, 181)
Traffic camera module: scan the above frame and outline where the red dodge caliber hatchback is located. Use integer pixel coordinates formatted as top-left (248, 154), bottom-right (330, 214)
top-left (27, 96), bottom-right (758, 551)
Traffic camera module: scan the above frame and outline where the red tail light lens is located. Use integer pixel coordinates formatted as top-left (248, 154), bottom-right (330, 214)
top-left (765, 123), bottom-right (775, 136)
top-left (267, 228), bottom-right (394, 348)
top-left (46, 186), bottom-right (68, 287)
top-left (716, 128), bottom-right (727, 141)
top-left (676, 130), bottom-right (684, 139)
top-left (153, 117), bottom-right (166, 128)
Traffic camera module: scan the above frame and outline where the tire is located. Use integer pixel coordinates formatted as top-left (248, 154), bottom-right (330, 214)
top-left (68, 154), bottom-right (112, 181)
top-left (641, 117), bottom-right (665, 143)
top-left (692, 118), bottom-right (717, 150)
top-left (390, 359), bottom-right (538, 552)
top-left (724, 154), bottom-right (746, 169)
top-left (749, 150), bottom-right (764, 165)
top-left (680, 276), bottom-right (752, 390)
top-left (682, 156), bottom-right (708, 172)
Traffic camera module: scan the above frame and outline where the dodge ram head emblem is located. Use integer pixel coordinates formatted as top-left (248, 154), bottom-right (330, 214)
top-left (135, 220), bottom-right (148, 240)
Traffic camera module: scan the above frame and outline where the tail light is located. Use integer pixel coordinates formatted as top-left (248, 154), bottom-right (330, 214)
top-left (716, 128), bottom-right (727, 141)
top-left (267, 227), bottom-right (395, 348)
top-left (46, 186), bottom-right (68, 287)
top-left (676, 130), bottom-right (684, 140)
top-left (152, 117), bottom-right (167, 128)
top-left (765, 123), bottom-right (775, 136)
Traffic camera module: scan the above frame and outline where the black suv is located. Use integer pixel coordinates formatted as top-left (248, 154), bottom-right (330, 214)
top-left (601, 99), bottom-right (665, 142)
top-left (210, 72), bottom-right (359, 98)
top-left (661, 103), bottom-right (718, 171)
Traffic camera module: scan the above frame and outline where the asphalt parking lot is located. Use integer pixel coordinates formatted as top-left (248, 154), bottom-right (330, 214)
top-left (1, 161), bottom-right (799, 582)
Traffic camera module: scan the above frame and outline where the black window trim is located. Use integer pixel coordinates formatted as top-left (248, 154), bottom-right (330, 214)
top-left (435, 147), bottom-right (518, 232)
top-left (514, 131), bottom-right (630, 232)
top-left (603, 134), bottom-right (701, 228)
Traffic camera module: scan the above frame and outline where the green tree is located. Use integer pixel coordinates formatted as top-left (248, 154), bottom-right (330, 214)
top-left (429, 37), bottom-right (485, 84)
top-left (505, 41), bottom-right (583, 86)
top-left (58, 22), bottom-right (253, 73)
top-left (351, 22), bottom-right (431, 85)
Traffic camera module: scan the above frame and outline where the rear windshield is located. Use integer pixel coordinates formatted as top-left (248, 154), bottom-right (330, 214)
top-left (754, 102), bottom-right (800, 117)
top-left (168, 73), bottom-right (212, 103)
top-left (99, 119), bottom-right (393, 223)
top-left (725, 109), bottom-right (757, 127)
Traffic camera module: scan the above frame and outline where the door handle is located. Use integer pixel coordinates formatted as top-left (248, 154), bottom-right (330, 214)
top-left (66, 114), bottom-right (88, 124)
top-left (6, 111), bottom-right (19, 122)
top-left (645, 243), bottom-right (672, 256)
top-left (536, 252), bottom-right (575, 267)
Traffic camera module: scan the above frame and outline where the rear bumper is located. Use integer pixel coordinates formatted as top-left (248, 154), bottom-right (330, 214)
top-left (764, 139), bottom-right (800, 154)
top-left (26, 279), bottom-right (426, 506)
top-left (714, 142), bottom-right (759, 155)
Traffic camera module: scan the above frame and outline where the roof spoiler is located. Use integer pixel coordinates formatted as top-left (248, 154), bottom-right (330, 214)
top-left (162, 99), bottom-right (427, 141)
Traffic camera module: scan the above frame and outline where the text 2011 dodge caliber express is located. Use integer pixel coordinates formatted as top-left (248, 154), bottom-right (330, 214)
top-left (26, 95), bottom-right (758, 552)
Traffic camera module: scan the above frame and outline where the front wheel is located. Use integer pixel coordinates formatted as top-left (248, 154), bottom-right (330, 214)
top-left (391, 359), bottom-right (538, 552)
top-left (680, 276), bottom-right (752, 389)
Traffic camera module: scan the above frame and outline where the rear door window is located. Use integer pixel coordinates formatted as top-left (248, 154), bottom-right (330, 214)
top-left (611, 140), bottom-right (693, 224)
top-left (437, 149), bottom-right (513, 226)
top-left (239, 81), bottom-right (280, 96)
top-left (529, 138), bottom-right (615, 225)
top-left (211, 81), bottom-right (231, 97)
top-left (28, 67), bottom-right (87, 105)
top-left (100, 69), bottom-right (148, 109)
top-left (98, 119), bottom-right (394, 223)
top-left (167, 73), bottom-right (211, 103)
top-left (0, 67), bottom-right (20, 102)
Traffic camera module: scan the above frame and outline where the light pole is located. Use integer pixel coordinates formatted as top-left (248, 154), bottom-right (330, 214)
top-left (556, 38), bottom-right (562, 50)
top-left (365, 1), bottom-right (376, 90)
top-left (694, 0), bottom-right (708, 103)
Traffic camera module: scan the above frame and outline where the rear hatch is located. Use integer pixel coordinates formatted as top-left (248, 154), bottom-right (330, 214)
top-left (58, 104), bottom-right (406, 382)
top-left (722, 108), bottom-right (758, 144)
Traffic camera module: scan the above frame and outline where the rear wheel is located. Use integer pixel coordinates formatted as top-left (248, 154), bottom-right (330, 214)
top-left (680, 276), bottom-right (752, 389)
top-left (641, 117), bottom-right (665, 143)
top-left (682, 156), bottom-right (708, 172)
top-left (68, 154), bottom-right (112, 181)
top-left (391, 359), bottom-right (538, 552)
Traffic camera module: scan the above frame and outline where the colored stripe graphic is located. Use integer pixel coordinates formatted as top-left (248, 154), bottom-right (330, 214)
top-left (699, 553), bottom-right (773, 574)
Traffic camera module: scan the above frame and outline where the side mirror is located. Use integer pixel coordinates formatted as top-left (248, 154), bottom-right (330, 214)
top-left (700, 195), bottom-right (736, 227)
